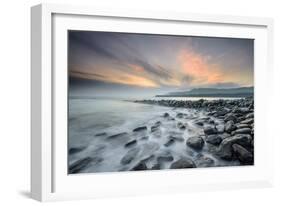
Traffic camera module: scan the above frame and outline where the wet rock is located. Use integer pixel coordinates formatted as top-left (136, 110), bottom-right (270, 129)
top-left (176, 113), bottom-right (184, 118)
top-left (225, 120), bottom-right (236, 133)
top-left (69, 146), bottom-right (86, 155)
top-left (124, 139), bottom-right (137, 148)
top-left (217, 134), bottom-right (252, 160)
top-left (220, 133), bottom-right (231, 139)
top-left (234, 128), bottom-right (252, 135)
top-left (208, 119), bottom-right (215, 124)
top-left (177, 122), bottom-right (186, 130)
top-left (236, 124), bottom-right (250, 129)
top-left (164, 139), bottom-right (175, 147)
top-left (206, 135), bottom-right (222, 145)
top-left (151, 121), bottom-right (161, 132)
top-left (216, 124), bottom-right (225, 133)
top-left (170, 158), bottom-right (196, 169)
top-left (69, 157), bottom-right (96, 174)
top-left (154, 121), bottom-right (161, 125)
top-left (196, 156), bottom-right (215, 167)
top-left (151, 125), bottom-right (160, 132)
top-left (216, 108), bottom-right (229, 116)
top-left (240, 118), bottom-right (254, 124)
top-left (246, 112), bottom-right (254, 119)
top-left (232, 144), bottom-right (254, 164)
top-left (131, 162), bottom-right (148, 171)
top-left (224, 113), bottom-right (238, 123)
top-left (133, 126), bottom-right (147, 132)
top-left (157, 155), bottom-right (174, 162)
top-left (107, 132), bottom-right (128, 139)
top-left (169, 136), bottom-right (184, 142)
top-left (194, 119), bottom-right (204, 126)
top-left (239, 108), bottom-right (250, 114)
top-left (95, 132), bottom-right (107, 136)
top-left (203, 126), bottom-right (218, 135)
top-left (186, 136), bottom-right (205, 150)
top-left (163, 112), bottom-right (170, 117)
top-left (120, 147), bottom-right (141, 165)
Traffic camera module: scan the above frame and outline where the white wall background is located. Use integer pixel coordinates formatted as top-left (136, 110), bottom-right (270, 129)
top-left (0, 0), bottom-right (280, 205)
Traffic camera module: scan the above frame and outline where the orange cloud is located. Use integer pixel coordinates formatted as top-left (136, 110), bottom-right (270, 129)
top-left (111, 73), bottom-right (159, 88)
top-left (71, 67), bottom-right (159, 88)
top-left (178, 50), bottom-right (224, 85)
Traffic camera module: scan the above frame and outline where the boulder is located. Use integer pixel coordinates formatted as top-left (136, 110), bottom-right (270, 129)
top-left (69, 146), bottom-right (86, 155)
top-left (186, 136), bottom-right (205, 150)
top-left (69, 157), bottom-right (97, 174)
top-left (177, 122), bottom-right (186, 130)
top-left (169, 136), bottom-right (184, 142)
top-left (151, 125), bottom-right (160, 132)
top-left (234, 128), bottom-right (252, 135)
top-left (216, 108), bottom-right (229, 116)
top-left (224, 113), bottom-right (238, 123)
top-left (120, 147), bottom-right (141, 165)
top-left (236, 124), bottom-right (250, 129)
top-left (216, 124), bottom-right (225, 133)
top-left (246, 112), bottom-right (254, 119)
top-left (225, 120), bottom-right (236, 133)
top-left (196, 156), bottom-right (215, 167)
top-left (131, 162), bottom-right (148, 171)
top-left (157, 155), bottom-right (174, 162)
top-left (107, 132), bottom-right (128, 139)
top-left (176, 113), bottom-right (184, 118)
top-left (164, 139), bottom-right (175, 147)
top-left (240, 118), bottom-right (254, 124)
top-left (163, 113), bottom-right (169, 118)
top-left (95, 132), bottom-right (107, 136)
top-left (133, 126), bottom-right (147, 132)
top-left (170, 158), bottom-right (196, 169)
top-left (124, 139), bottom-right (137, 148)
top-left (232, 144), bottom-right (254, 164)
top-left (203, 126), bottom-right (218, 135)
top-left (194, 120), bottom-right (204, 126)
top-left (217, 134), bottom-right (252, 160)
top-left (206, 135), bottom-right (222, 145)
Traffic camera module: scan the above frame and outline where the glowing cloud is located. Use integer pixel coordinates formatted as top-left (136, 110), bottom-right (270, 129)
top-left (178, 50), bottom-right (224, 85)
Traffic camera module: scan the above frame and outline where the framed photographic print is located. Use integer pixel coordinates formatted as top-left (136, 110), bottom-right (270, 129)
top-left (31, 3), bottom-right (274, 201)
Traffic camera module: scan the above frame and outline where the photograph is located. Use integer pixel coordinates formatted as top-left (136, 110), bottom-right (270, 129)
top-left (67, 31), bottom-right (254, 174)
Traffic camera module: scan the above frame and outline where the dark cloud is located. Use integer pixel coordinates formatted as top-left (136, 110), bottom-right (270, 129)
top-left (69, 31), bottom-right (173, 82)
top-left (70, 70), bottom-right (106, 79)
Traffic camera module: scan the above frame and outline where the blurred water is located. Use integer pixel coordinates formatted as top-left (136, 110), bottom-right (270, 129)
top-left (68, 97), bottom-right (240, 173)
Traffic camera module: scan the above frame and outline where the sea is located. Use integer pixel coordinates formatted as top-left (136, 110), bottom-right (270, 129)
top-left (68, 96), bottom-right (241, 173)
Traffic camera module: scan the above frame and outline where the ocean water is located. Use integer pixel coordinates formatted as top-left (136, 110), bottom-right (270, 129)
top-left (68, 97), bottom-right (240, 173)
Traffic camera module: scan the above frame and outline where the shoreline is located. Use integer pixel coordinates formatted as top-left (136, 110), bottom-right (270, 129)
top-left (68, 97), bottom-right (254, 173)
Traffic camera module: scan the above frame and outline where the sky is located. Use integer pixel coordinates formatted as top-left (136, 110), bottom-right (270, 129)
top-left (68, 31), bottom-right (254, 97)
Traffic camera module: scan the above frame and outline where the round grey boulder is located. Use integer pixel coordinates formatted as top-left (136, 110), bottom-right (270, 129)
top-left (203, 126), bottom-right (218, 135)
top-left (232, 144), bottom-right (253, 165)
top-left (186, 136), bottom-right (205, 150)
top-left (170, 158), bottom-right (196, 169)
top-left (206, 135), bottom-right (222, 145)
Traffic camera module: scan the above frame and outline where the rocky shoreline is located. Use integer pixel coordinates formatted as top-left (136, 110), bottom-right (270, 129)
top-left (69, 97), bottom-right (254, 174)
top-left (134, 97), bottom-right (254, 165)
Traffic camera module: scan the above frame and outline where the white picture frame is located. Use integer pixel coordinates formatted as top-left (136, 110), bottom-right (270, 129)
top-left (31, 3), bottom-right (274, 202)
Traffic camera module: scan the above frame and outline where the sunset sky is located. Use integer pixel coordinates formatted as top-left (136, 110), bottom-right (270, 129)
top-left (68, 31), bottom-right (254, 97)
